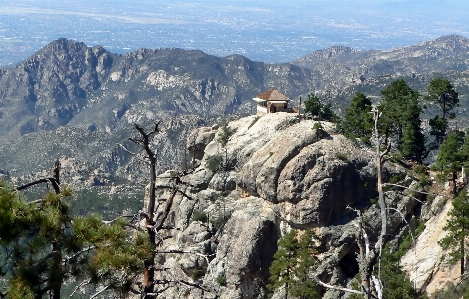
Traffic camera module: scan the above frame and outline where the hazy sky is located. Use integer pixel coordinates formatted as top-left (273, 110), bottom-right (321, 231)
top-left (1, 0), bottom-right (469, 65)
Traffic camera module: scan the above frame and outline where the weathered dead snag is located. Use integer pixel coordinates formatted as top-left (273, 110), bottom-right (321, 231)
top-left (122, 121), bottom-right (209, 298)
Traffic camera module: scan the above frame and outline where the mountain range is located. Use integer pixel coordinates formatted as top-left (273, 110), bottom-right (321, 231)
top-left (1, 34), bottom-right (469, 202)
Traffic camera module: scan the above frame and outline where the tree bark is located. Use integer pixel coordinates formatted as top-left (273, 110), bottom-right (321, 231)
top-left (130, 123), bottom-right (161, 298)
top-left (49, 242), bottom-right (62, 299)
top-left (453, 171), bottom-right (458, 197)
top-left (462, 213), bottom-right (465, 276)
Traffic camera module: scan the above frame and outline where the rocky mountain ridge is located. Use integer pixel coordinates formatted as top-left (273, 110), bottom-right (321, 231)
top-left (294, 34), bottom-right (469, 84)
top-left (2, 35), bottom-right (469, 190)
top-left (1, 34), bottom-right (469, 144)
top-left (151, 113), bottom-right (430, 298)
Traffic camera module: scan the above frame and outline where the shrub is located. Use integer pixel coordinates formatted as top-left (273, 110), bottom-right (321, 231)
top-left (205, 154), bottom-right (222, 172)
top-left (248, 116), bottom-right (261, 129)
top-left (389, 175), bottom-right (403, 184)
top-left (210, 214), bottom-right (229, 233)
top-left (413, 164), bottom-right (427, 175)
top-left (416, 222), bottom-right (426, 235)
top-left (217, 122), bottom-right (232, 146)
top-left (188, 264), bottom-right (208, 281)
top-left (360, 136), bottom-right (371, 145)
top-left (191, 210), bottom-right (208, 223)
top-left (419, 173), bottom-right (429, 187)
top-left (216, 271), bottom-right (227, 286)
top-left (435, 173), bottom-right (446, 184)
top-left (312, 122), bottom-right (329, 140)
top-left (336, 152), bottom-right (349, 162)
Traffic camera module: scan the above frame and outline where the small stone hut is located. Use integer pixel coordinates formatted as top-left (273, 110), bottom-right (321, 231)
top-left (253, 89), bottom-right (293, 114)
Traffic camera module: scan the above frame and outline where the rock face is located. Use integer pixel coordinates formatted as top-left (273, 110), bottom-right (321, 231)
top-left (401, 194), bottom-right (459, 295)
top-left (294, 34), bottom-right (469, 87)
top-left (186, 127), bottom-right (217, 161)
top-left (0, 38), bottom-right (112, 140)
top-left (214, 198), bottom-right (277, 299)
top-left (150, 113), bottom-right (423, 298)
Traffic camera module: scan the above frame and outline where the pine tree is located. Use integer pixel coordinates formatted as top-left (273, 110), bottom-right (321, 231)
top-left (321, 103), bottom-right (339, 122)
top-left (380, 244), bottom-right (426, 299)
top-left (379, 79), bottom-right (420, 143)
top-left (304, 93), bottom-right (338, 122)
top-left (290, 230), bottom-right (321, 299)
top-left (268, 230), bottom-right (299, 298)
top-left (424, 78), bottom-right (459, 146)
top-left (439, 189), bottom-right (469, 275)
top-left (337, 92), bottom-right (373, 141)
top-left (399, 96), bottom-right (426, 163)
top-left (0, 180), bottom-right (151, 298)
top-left (434, 131), bottom-right (466, 196)
top-left (304, 94), bottom-right (322, 119)
top-left (268, 229), bottom-right (320, 299)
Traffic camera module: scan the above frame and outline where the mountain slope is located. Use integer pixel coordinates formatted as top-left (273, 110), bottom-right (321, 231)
top-left (2, 35), bottom-right (469, 144)
top-left (294, 34), bottom-right (469, 85)
top-left (0, 39), bottom-right (320, 142)
top-left (2, 35), bottom-right (469, 193)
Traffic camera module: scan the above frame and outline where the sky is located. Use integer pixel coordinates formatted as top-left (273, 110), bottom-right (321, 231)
top-left (1, 0), bottom-right (469, 66)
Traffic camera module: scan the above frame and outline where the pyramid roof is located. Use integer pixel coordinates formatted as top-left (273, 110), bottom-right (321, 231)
top-left (254, 89), bottom-right (290, 102)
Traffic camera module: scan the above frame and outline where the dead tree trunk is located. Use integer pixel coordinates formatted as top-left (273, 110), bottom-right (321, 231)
top-left (121, 121), bottom-right (209, 297)
top-left (128, 122), bottom-right (160, 298)
top-left (355, 108), bottom-right (390, 299)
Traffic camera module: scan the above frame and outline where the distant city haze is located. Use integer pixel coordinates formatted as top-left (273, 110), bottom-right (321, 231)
top-left (1, 0), bottom-right (469, 67)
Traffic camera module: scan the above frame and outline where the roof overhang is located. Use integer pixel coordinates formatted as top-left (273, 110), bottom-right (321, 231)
top-left (253, 97), bottom-right (289, 103)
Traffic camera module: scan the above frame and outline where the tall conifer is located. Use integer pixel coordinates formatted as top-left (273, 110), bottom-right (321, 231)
top-left (424, 78), bottom-right (459, 146)
top-left (337, 92), bottom-right (373, 141)
top-left (439, 189), bottom-right (469, 275)
top-left (399, 96), bottom-right (426, 163)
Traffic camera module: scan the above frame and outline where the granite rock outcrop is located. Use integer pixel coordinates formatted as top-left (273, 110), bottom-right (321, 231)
top-left (148, 113), bottom-right (423, 298)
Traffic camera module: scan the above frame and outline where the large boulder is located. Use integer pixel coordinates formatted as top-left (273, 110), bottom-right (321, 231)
top-left (186, 126), bottom-right (217, 160)
top-left (208, 197), bottom-right (277, 299)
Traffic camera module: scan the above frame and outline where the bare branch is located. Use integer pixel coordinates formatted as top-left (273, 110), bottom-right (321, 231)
top-left (101, 214), bottom-right (139, 225)
top-left (126, 223), bottom-right (146, 231)
top-left (313, 276), bottom-right (363, 295)
top-left (90, 285), bottom-right (110, 299)
top-left (117, 143), bottom-right (150, 164)
top-left (154, 249), bottom-right (217, 286)
top-left (176, 279), bottom-right (210, 291)
top-left (69, 279), bottom-right (91, 297)
top-left (380, 140), bottom-right (392, 161)
top-left (386, 207), bottom-right (417, 253)
top-left (372, 275), bottom-right (383, 299)
top-left (15, 177), bottom-right (61, 194)
top-left (63, 246), bottom-right (96, 262)
top-left (452, 271), bottom-right (469, 291)
top-left (145, 285), bottom-right (171, 296)
top-left (27, 198), bottom-right (45, 205)
top-left (154, 189), bottom-right (177, 230)
top-left (382, 183), bottom-right (448, 198)
top-left (15, 161), bottom-right (61, 195)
